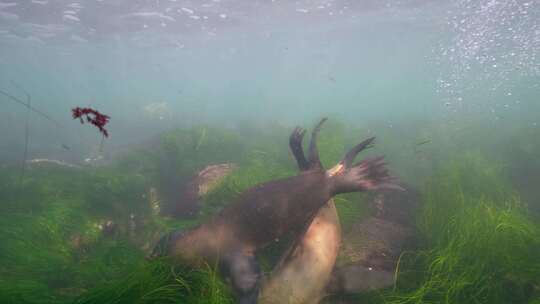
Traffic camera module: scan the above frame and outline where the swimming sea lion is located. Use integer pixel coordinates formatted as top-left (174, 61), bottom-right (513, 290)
top-left (151, 118), bottom-right (398, 304)
top-left (258, 125), bottom-right (342, 304)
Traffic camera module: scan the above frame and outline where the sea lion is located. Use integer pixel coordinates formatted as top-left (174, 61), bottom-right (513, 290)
top-left (151, 118), bottom-right (398, 304)
top-left (258, 125), bottom-right (342, 304)
top-left (258, 201), bottom-right (340, 304)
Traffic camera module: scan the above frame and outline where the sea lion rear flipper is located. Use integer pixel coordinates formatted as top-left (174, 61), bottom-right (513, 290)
top-left (274, 120), bottom-right (330, 279)
top-left (289, 118), bottom-right (328, 172)
top-left (307, 117), bottom-right (327, 170)
top-left (222, 250), bottom-right (261, 304)
top-left (328, 137), bottom-right (403, 193)
top-left (289, 127), bottom-right (309, 171)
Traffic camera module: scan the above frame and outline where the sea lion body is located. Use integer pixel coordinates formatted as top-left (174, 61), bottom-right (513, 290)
top-left (257, 125), bottom-right (344, 304)
top-left (161, 171), bottom-right (333, 262)
top-left (219, 171), bottom-right (332, 247)
top-left (258, 199), bottom-right (341, 304)
top-left (152, 119), bottom-right (397, 304)
top-left (155, 170), bottom-right (337, 304)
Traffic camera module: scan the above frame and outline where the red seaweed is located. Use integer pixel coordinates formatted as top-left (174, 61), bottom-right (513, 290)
top-left (72, 107), bottom-right (110, 137)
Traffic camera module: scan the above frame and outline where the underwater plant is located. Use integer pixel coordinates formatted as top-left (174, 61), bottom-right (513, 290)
top-left (2, 119), bottom-right (539, 304)
top-left (72, 107), bottom-right (111, 138)
top-left (385, 154), bottom-right (540, 304)
top-left (74, 259), bottom-right (234, 304)
top-left (0, 164), bottom-right (165, 304)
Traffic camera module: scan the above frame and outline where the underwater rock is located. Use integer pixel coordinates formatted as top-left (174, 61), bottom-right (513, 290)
top-left (327, 264), bottom-right (394, 294)
top-left (170, 163), bottom-right (237, 218)
top-left (195, 163), bottom-right (237, 196)
top-left (328, 186), bottom-right (419, 295)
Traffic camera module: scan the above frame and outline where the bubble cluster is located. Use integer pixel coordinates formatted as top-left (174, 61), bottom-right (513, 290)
top-left (435, 0), bottom-right (539, 106)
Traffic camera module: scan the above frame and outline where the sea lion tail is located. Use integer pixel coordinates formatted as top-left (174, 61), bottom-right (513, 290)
top-left (289, 126), bottom-right (309, 171)
top-left (306, 117), bottom-right (328, 170)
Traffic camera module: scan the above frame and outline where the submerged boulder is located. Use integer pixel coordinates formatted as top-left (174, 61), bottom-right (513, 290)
top-left (170, 163), bottom-right (237, 218)
top-left (327, 186), bottom-right (419, 295)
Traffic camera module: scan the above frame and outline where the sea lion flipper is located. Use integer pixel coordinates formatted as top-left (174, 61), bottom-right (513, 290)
top-left (342, 137), bottom-right (376, 168)
top-left (289, 127), bottom-right (310, 171)
top-left (223, 250), bottom-right (261, 304)
top-left (333, 156), bottom-right (401, 193)
top-left (307, 117), bottom-right (328, 170)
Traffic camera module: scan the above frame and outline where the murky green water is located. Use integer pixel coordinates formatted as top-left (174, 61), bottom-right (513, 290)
top-left (0, 1), bottom-right (539, 303)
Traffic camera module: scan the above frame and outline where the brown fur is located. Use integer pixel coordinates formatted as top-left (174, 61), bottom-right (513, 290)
top-left (166, 171), bottom-right (334, 260)
top-left (258, 199), bottom-right (341, 304)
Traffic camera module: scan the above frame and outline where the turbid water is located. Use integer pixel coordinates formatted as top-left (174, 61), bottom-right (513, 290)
top-left (0, 1), bottom-right (539, 303)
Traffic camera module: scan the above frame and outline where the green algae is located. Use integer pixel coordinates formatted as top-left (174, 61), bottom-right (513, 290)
top-left (385, 155), bottom-right (540, 304)
top-left (0, 125), bottom-right (247, 304)
top-left (75, 259), bottom-right (233, 304)
top-left (0, 166), bottom-right (150, 304)
top-left (1, 122), bottom-right (539, 304)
